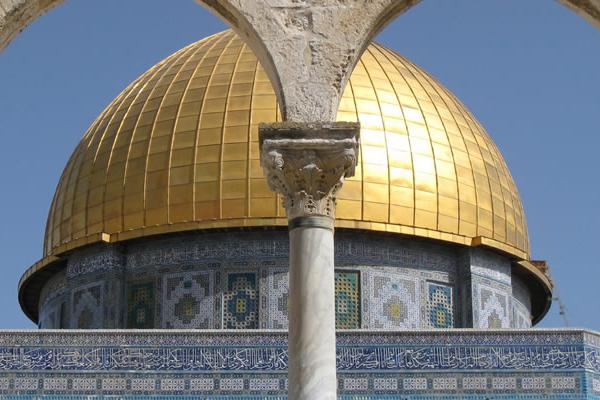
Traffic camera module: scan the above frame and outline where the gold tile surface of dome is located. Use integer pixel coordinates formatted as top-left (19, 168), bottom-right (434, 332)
top-left (43, 29), bottom-right (529, 259)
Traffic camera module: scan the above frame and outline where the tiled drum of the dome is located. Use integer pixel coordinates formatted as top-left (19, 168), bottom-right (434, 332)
top-left (34, 231), bottom-right (535, 329)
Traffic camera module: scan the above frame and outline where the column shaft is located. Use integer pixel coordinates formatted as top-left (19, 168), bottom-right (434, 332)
top-left (259, 122), bottom-right (359, 400)
top-left (288, 221), bottom-right (336, 399)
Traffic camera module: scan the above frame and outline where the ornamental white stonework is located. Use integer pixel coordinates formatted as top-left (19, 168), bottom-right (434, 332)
top-left (259, 122), bottom-right (359, 220)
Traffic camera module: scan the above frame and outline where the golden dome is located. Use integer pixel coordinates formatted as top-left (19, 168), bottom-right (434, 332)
top-left (43, 29), bottom-right (529, 259)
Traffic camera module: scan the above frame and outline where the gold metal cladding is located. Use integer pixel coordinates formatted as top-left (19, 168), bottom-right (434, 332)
top-left (41, 29), bottom-right (530, 260)
top-left (289, 216), bottom-right (335, 231)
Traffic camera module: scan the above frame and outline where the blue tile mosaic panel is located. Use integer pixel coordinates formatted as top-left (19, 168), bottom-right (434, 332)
top-left (335, 271), bottom-right (360, 329)
top-left (478, 285), bottom-right (510, 328)
top-left (368, 271), bottom-right (420, 329)
top-left (39, 297), bottom-right (64, 329)
top-left (71, 283), bottom-right (103, 329)
top-left (162, 271), bottom-right (214, 329)
top-left (426, 282), bottom-right (454, 328)
top-left (127, 281), bottom-right (155, 329)
top-left (224, 272), bottom-right (258, 329)
top-left (0, 330), bottom-right (599, 398)
top-left (265, 269), bottom-right (288, 329)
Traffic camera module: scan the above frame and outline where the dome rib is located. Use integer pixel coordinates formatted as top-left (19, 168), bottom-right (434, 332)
top-left (141, 35), bottom-right (205, 229)
top-left (374, 44), bottom-right (457, 235)
top-left (42, 29), bottom-right (531, 260)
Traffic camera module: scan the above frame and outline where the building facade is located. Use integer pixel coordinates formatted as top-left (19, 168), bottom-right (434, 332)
top-left (7, 30), bottom-right (592, 398)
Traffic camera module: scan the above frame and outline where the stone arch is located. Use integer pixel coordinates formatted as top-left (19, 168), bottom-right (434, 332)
top-left (1, 0), bottom-right (599, 120)
top-left (199, 0), bottom-right (423, 121)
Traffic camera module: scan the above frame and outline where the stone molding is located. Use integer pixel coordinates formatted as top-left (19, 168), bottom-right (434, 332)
top-left (259, 122), bottom-right (359, 221)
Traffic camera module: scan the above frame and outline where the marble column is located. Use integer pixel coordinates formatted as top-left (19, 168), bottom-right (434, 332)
top-left (259, 122), bottom-right (359, 400)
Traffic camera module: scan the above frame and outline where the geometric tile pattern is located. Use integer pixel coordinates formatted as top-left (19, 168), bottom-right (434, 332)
top-left (368, 270), bottom-right (420, 329)
top-left (71, 282), bottom-right (104, 329)
top-left (38, 298), bottom-right (61, 329)
top-left (219, 378), bottom-right (244, 391)
top-left (162, 271), bottom-right (214, 329)
top-left (492, 377), bottom-right (517, 390)
top-left (470, 248), bottom-right (512, 285)
top-left (477, 285), bottom-right (510, 329)
top-left (265, 269), bottom-right (288, 329)
top-left (403, 377), bottom-right (428, 390)
top-left (433, 377), bottom-right (458, 390)
top-left (223, 272), bottom-right (258, 329)
top-left (513, 299), bottom-right (532, 329)
top-left (521, 377), bottom-right (546, 390)
top-left (38, 271), bottom-right (67, 328)
top-left (127, 281), bottom-right (155, 329)
top-left (37, 232), bottom-right (536, 330)
top-left (468, 248), bottom-right (515, 329)
top-left (2, 372), bottom-right (590, 397)
top-left (248, 378), bottom-right (280, 391)
top-left (594, 378), bottom-right (600, 393)
top-left (1, 330), bottom-right (598, 398)
top-left (335, 271), bottom-right (360, 329)
top-left (343, 378), bottom-right (369, 390)
top-left (512, 275), bottom-right (532, 328)
top-left (130, 378), bottom-right (156, 391)
top-left (425, 282), bottom-right (454, 328)
top-left (462, 377), bottom-right (487, 390)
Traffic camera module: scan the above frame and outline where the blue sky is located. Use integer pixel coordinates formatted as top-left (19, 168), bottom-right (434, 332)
top-left (0, 0), bottom-right (598, 329)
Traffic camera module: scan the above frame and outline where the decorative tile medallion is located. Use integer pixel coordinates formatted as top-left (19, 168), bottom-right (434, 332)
top-left (71, 282), bottom-right (104, 329)
top-left (162, 270), bottom-right (214, 329)
top-left (127, 281), bottom-right (155, 329)
top-left (248, 378), bottom-right (280, 391)
top-left (266, 269), bottom-right (288, 329)
top-left (426, 282), bottom-right (454, 328)
top-left (368, 270), bottom-right (420, 329)
top-left (335, 271), bottom-right (360, 329)
top-left (131, 378), bottom-right (155, 392)
top-left (72, 378), bottom-right (97, 391)
top-left (463, 377), bottom-right (487, 390)
top-left (223, 272), bottom-right (258, 329)
top-left (476, 284), bottom-right (511, 329)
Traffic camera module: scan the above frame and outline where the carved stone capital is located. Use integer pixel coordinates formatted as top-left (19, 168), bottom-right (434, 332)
top-left (259, 122), bottom-right (360, 221)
